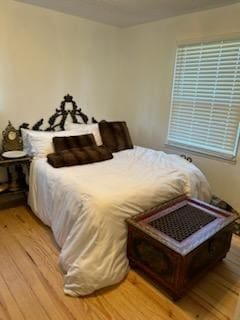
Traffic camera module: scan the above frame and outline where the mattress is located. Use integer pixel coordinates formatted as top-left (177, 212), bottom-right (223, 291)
top-left (28, 146), bottom-right (211, 296)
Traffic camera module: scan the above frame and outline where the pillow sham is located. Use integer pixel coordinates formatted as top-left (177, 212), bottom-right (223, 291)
top-left (21, 129), bottom-right (58, 157)
top-left (53, 134), bottom-right (97, 152)
top-left (21, 128), bottom-right (91, 157)
top-left (21, 128), bottom-right (40, 155)
top-left (47, 146), bottom-right (113, 168)
top-left (98, 121), bottom-right (133, 153)
top-left (65, 123), bottom-right (103, 146)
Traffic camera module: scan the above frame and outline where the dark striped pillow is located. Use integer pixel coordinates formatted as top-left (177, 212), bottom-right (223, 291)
top-left (47, 146), bottom-right (113, 168)
top-left (53, 134), bottom-right (97, 152)
top-left (99, 121), bottom-right (133, 153)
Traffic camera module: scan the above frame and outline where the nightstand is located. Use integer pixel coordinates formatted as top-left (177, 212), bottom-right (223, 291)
top-left (0, 155), bottom-right (31, 210)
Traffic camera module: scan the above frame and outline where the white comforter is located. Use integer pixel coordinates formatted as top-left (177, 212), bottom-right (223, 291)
top-left (29, 146), bottom-right (211, 296)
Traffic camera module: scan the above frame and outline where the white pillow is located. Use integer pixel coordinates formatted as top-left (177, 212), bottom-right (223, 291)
top-left (65, 123), bottom-right (103, 146)
top-left (21, 128), bottom-right (54, 155)
top-left (21, 128), bottom-right (92, 157)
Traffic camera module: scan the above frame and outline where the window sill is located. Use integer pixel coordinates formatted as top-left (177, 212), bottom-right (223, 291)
top-left (164, 143), bottom-right (238, 165)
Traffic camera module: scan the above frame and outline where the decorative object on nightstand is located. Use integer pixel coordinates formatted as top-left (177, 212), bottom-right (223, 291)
top-left (2, 121), bottom-right (22, 152)
top-left (0, 122), bottom-right (31, 209)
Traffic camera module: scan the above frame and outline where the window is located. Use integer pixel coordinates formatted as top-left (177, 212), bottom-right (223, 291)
top-left (167, 39), bottom-right (240, 160)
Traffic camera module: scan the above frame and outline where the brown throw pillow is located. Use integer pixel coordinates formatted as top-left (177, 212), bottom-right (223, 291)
top-left (47, 145), bottom-right (113, 168)
top-left (99, 121), bottom-right (133, 152)
top-left (53, 134), bottom-right (97, 152)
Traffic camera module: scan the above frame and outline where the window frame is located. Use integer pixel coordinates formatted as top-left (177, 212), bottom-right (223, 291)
top-left (166, 38), bottom-right (240, 161)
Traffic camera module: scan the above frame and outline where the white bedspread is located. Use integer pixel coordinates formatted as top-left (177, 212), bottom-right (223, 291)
top-left (29, 146), bottom-right (211, 296)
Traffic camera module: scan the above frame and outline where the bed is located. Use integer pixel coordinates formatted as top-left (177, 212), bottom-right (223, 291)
top-left (22, 95), bottom-right (212, 296)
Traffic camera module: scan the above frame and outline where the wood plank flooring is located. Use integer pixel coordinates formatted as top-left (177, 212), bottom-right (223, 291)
top-left (0, 206), bottom-right (239, 320)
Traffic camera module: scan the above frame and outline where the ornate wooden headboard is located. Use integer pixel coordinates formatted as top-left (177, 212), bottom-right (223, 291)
top-left (20, 94), bottom-right (97, 132)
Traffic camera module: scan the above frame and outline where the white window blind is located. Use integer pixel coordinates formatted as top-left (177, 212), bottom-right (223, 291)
top-left (167, 39), bottom-right (240, 159)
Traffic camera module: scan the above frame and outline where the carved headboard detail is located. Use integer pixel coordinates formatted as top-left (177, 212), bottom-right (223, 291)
top-left (20, 94), bottom-right (97, 132)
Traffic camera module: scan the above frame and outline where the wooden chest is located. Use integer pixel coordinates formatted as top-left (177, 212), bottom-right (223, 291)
top-left (127, 196), bottom-right (237, 300)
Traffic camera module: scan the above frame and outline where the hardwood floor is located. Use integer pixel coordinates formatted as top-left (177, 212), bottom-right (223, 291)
top-left (0, 206), bottom-right (239, 320)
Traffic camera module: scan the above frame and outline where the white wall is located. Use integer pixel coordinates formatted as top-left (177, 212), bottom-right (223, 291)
top-left (0, 0), bottom-right (122, 133)
top-left (117, 3), bottom-right (240, 211)
top-left (1, 0), bottom-right (240, 211)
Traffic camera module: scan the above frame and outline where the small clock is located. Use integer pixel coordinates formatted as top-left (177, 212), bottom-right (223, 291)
top-left (8, 131), bottom-right (17, 141)
top-left (2, 121), bottom-right (22, 152)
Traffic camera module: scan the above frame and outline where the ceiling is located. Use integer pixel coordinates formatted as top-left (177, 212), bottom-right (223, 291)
top-left (16, 0), bottom-right (240, 27)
